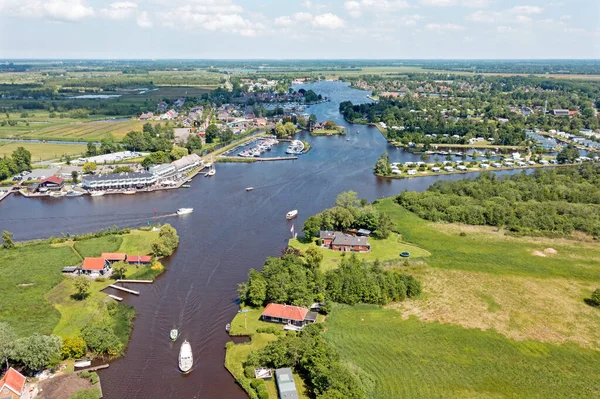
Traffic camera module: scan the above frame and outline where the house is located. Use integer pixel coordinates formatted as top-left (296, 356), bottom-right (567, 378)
top-left (126, 255), bottom-right (152, 265)
top-left (138, 112), bottom-right (154, 120)
top-left (319, 231), bottom-right (371, 252)
top-left (553, 109), bottom-right (570, 117)
top-left (37, 176), bottom-right (64, 192)
top-left (156, 102), bottom-right (168, 112)
top-left (0, 367), bottom-right (26, 399)
top-left (407, 169), bottom-right (417, 175)
top-left (275, 368), bottom-right (299, 399)
top-left (82, 172), bottom-right (157, 190)
top-left (81, 257), bottom-right (110, 277)
top-left (261, 303), bottom-right (317, 328)
top-left (101, 253), bottom-right (126, 263)
top-left (255, 118), bottom-right (267, 127)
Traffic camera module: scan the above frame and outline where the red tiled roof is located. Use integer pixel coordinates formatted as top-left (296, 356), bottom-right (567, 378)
top-left (101, 253), bottom-right (126, 261)
top-left (0, 367), bottom-right (26, 396)
top-left (82, 257), bottom-right (106, 271)
top-left (126, 255), bottom-right (152, 263)
top-left (262, 303), bottom-right (309, 322)
top-left (40, 176), bottom-right (64, 185)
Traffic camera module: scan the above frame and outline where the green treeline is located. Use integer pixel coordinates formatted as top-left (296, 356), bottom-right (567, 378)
top-left (396, 166), bottom-right (600, 236)
top-left (238, 250), bottom-right (421, 310)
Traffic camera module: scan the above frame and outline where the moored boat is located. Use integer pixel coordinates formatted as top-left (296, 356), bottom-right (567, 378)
top-left (74, 360), bottom-right (92, 368)
top-left (66, 190), bottom-right (84, 197)
top-left (123, 189), bottom-right (136, 195)
top-left (206, 168), bottom-right (215, 176)
top-left (90, 191), bottom-right (105, 197)
top-left (225, 323), bottom-right (231, 332)
top-left (246, 187), bottom-right (254, 192)
top-left (177, 208), bottom-right (193, 215)
top-left (179, 340), bottom-right (193, 373)
top-left (286, 209), bottom-right (298, 220)
top-left (170, 329), bottom-right (179, 341)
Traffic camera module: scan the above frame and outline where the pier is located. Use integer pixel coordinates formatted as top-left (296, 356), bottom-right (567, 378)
top-left (108, 294), bottom-right (123, 301)
top-left (108, 284), bottom-right (140, 295)
top-left (116, 279), bottom-right (153, 284)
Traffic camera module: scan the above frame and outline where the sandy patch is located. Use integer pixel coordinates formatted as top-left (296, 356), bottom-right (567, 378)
top-left (39, 374), bottom-right (92, 399)
top-left (532, 251), bottom-right (546, 257)
top-left (544, 248), bottom-right (558, 254)
top-left (389, 268), bottom-right (600, 349)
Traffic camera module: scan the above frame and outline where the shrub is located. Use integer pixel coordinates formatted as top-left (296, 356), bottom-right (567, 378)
top-left (258, 390), bottom-right (269, 399)
top-left (250, 379), bottom-right (265, 389)
top-left (81, 322), bottom-right (122, 356)
top-left (79, 371), bottom-right (99, 385)
top-left (244, 365), bottom-right (256, 379)
top-left (61, 336), bottom-right (87, 359)
top-left (590, 289), bottom-right (600, 306)
top-left (225, 341), bottom-right (234, 349)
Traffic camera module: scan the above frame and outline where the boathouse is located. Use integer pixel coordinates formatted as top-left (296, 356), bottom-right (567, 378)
top-left (261, 303), bottom-right (317, 328)
top-left (275, 368), bottom-right (299, 399)
top-left (101, 253), bottom-right (127, 263)
top-left (37, 176), bottom-right (64, 192)
top-left (126, 255), bottom-right (152, 265)
top-left (319, 231), bottom-right (371, 253)
top-left (0, 367), bottom-right (26, 399)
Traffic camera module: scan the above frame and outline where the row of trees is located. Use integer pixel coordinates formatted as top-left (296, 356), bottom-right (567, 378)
top-left (397, 167), bottom-right (600, 236)
top-left (302, 191), bottom-right (394, 240)
top-left (238, 249), bottom-right (421, 309)
top-left (0, 323), bottom-right (62, 372)
top-left (150, 224), bottom-right (179, 257)
top-left (273, 121), bottom-right (297, 138)
top-left (0, 146), bottom-right (31, 181)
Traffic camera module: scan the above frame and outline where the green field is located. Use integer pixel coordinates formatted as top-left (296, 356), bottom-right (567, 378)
top-left (324, 304), bottom-right (600, 399)
top-left (0, 141), bottom-right (87, 162)
top-left (289, 232), bottom-right (430, 271)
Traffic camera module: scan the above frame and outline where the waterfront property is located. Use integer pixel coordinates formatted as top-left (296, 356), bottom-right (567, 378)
top-left (261, 303), bottom-right (317, 328)
top-left (319, 230), bottom-right (371, 252)
top-left (36, 176), bottom-right (64, 192)
top-left (102, 252), bottom-right (127, 263)
top-left (0, 367), bottom-right (26, 399)
top-left (275, 368), bottom-right (299, 399)
top-left (126, 255), bottom-right (152, 265)
top-left (80, 257), bottom-right (111, 277)
top-left (149, 163), bottom-right (176, 178)
top-left (82, 172), bottom-right (157, 190)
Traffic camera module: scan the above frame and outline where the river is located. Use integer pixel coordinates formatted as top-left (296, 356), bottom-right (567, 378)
top-left (0, 81), bottom-right (522, 398)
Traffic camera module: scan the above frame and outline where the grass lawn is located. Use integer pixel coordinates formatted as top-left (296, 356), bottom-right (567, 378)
top-left (324, 304), bottom-right (600, 399)
top-left (288, 233), bottom-right (430, 271)
top-left (0, 243), bottom-right (81, 336)
top-left (117, 229), bottom-right (156, 255)
top-left (229, 308), bottom-right (275, 336)
top-left (73, 235), bottom-right (123, 258)
top-left (0, 142), bottom-right (87, 161)
top-left (374, 197), bottom-right (600, 281)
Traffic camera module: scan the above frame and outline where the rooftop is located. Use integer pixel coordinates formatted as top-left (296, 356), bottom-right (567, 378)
top-left (83, 172), bottom-right (154, 182)
top-left (0, 367), bottom-right (25, 396)
top-left (262, 303), bottom-right (309, 322)
top-left (275, 368), bottom-right (299, 399)
top-left (82, 257), bottom-right (106, 271)
top-left (102, 253), bottom-right (126, 261)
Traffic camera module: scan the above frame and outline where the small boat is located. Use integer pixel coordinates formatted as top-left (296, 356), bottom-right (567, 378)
top-left (286, 210), bottom-right (298, 220)
top-left (346, 138), bottom-right (350, 141)
top-left (204, 162), bottom-right (212, 168)
top-left (49, 191), bottom-right (66, 198)
top-left (246, 187), bottom-right (254, 192)
top-left (66, 190), bottom-right (84, 197)
top-left (225, 323), bottom-right (231, 332)
top-left (74, 360), bottom-right (92, 368)
top-left (179, 340), bottom-right (193, 374)
top-left (177, 208), bottom-right (193, 216)
top-left (90, 191), bottom-right (105, 197)
top-left (181, 184), bottom-right (191, 188)
top-left (206, 168), bottom-right (215, 177)
top-left (123, 189), bottom-right (136, 195)
top-left (170, 329), bottom-right (179, 341)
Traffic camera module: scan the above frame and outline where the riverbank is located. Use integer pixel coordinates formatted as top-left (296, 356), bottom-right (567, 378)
top-left (0, 225), bottom-right (177, 362)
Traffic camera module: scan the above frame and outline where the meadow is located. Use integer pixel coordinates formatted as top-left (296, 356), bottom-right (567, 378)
top-left (324, 304), bottom-right (600, 399)
top-left (0, 141), bottom-right (87, 162)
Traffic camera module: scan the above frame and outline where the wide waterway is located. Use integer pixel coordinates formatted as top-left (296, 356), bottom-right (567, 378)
top-left (0, 81), bottom-right (526, 398)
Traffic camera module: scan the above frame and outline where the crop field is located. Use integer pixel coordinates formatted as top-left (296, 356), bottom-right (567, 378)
top-left (0, 119), bottom-right (152, 142)
top-left (324, 304), bottom-right (600, 399)
top-left (0, 141), bottom-right (87, 161)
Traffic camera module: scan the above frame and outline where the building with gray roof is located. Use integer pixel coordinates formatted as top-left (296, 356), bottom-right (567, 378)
top-left (275, 368), bottom-right (299, 399)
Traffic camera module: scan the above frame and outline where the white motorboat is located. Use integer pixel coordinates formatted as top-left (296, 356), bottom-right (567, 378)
top-left (170, 329), bottom-right (179, 341)
top-left (286, 210), bottom-right (298, 220)
top-left (123, 189), bottom-right (136, 195)
top-left (90, 191), bottom-right (105, 197)
top-left (66, 190), bottom-right (84, 197)
top-left (204, 162), bottom-right (212, 168)
top-left (74, 360), bottom-right (91, 368)
top-left (246, 187), bottom-right (254, 192)
top-left (206, 168), bottom-right (215, 176)
top-left (177, 208), bottom-right (193, 215)
top-left (179, 340), bottom-right (193, 373)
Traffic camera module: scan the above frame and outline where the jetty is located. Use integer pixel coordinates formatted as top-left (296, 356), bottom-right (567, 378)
top-left (108, 294), bottom-right (123, 301)
top-left (75, 364), bottom-right (109, 373)
top-left (108, 284), bottom-right (140, 295)
top-left (116, 279), bottom-right (153, 284)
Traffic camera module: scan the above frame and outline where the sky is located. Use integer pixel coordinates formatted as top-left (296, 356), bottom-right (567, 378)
top-left (0, 0), bottom-right (599, 59)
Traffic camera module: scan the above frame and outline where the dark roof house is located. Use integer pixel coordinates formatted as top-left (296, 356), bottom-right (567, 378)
top-left (319, 231), bottom-right (371, 252)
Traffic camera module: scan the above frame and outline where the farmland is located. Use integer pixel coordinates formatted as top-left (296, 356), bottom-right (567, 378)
top-left (0, 141), bottom-right (87, 161)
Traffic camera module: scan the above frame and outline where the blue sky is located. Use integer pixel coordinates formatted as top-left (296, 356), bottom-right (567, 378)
top-left (0, 0), bottom-right (598, 59)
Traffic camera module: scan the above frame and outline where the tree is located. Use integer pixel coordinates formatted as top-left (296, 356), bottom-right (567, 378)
top-left (186, 135), bottom-right (203, 152)
top-left (153, 137), bottom-right (173, 153)
top-left (151, 224), bottom-right (179, 257)
top-left (81, 322), bottom-right (122, 356)
top-left (86, 142), bottom-right (97, 156)
top-left (375, 212), bottom-right (394, 239)
top-left (324, 120), bottom-right (337, 130)
top-left (13, 334), bottom-right (62, 371)
top-left (0, 322), bottom-right (15, 369)
top-left (113, 166), bottom-right (133, 173)
top-left (205, 124), bottom-right (219, 143)
top-left (100, 136), bottom-right (119, 154)
top-left (73, 276), bottom-right (91, 300)
top-left (141, 151), bottom-right (170, 168)
top-left (61, 336), bottom-right (87, 359)
top-left (11, 146), bottom-right (31, 172)
top-left (71, 171), bottom-right (79, 183)
top-left (246, 269), bottom-right (267, 307)
top-left (303, 215), bottom-right (322, 240)
top-left (170, 146), bottom-right (188, 160)
top-left (556, 145), bottom-right (579, 164)
top-left (122, 130), bottom-right (148, 151)
top-left (335, 191), bottom-right (360, 210)
top-left (374, 152), bottom-right (392, 176)
top-left (82, 162), bottom-right (97, 174)
top-left (304, 247), bottom-right (323, 271)
top-left (219, 127), bottom-right (234, 145)
top-left (2, 230), bottom-right (15, 249)
top-left (284, 122), bottom-right (296, 137)
top-left (112, 261), bottom-right (127, 279)
top-left (308, 114), bottom-right (318, 131)
top-left (590, 289), bottom-right (600, 306)
top-left (274, 122), bottom-right (287, 138)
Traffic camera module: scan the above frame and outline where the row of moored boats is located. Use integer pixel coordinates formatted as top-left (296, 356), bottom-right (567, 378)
top-left (286, 140), bottom-right (304, 155)
top-left (238, 138), bottom-right (279, 157)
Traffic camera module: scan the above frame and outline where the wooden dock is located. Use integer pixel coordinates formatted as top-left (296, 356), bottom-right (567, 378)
top-left (108, 294), bottom-right (123, 301)
top-left (108, 284), bottom-right (140, 295)
top-left (116, 279), bottom-right (153, 284)
top-left (75, 364), bottom-right (109, 373)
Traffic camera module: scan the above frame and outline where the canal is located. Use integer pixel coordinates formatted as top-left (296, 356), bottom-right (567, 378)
top-left (0, 81), bottom-right (524, 398)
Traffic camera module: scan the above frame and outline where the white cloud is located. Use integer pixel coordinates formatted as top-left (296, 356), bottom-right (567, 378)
top-left (136, 10), bottom-right (152, 28)
top-left (514, 15), bottom-right (532, 24)
top-left (100, 2), bottom-right (137, 20)
top-left (274, 12), bottom-right (313, 27)
top-left (426, 23), bottom-right (464, 31)
top-left (508, 6), bottom-right (543, 15)
top-left (344, 0), bottom-right (409, 18)
top-left (559, 15), bottom-right (571, 20)
top-left (161, 4), bottom-right (264, 36)
top-left (312, 13), bottom-right (345, 29)
top-left (467, 5), bottom-right (544, 24)
top-left (0, 0), bottom-right (95, 21)
top-left (420, 0), bottom-right (490, 6)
